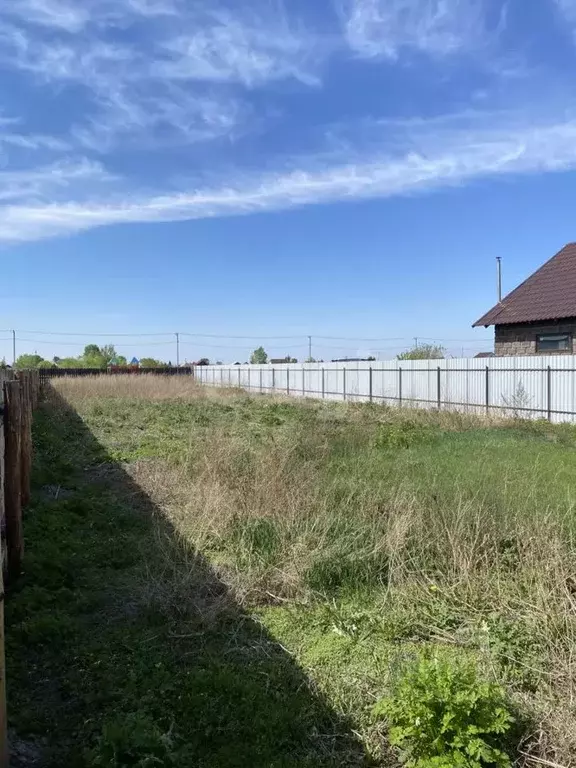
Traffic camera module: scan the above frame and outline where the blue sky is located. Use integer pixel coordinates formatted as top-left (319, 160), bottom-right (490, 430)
top-left (2, 0), bottom-right (576, 363)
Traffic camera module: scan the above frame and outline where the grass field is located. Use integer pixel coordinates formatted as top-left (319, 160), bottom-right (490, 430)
top-left (6, 375), bottom-right (576, 766)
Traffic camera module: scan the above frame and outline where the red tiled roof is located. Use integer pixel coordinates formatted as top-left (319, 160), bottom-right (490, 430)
top-left (473, 243), bottom-right (576, 327)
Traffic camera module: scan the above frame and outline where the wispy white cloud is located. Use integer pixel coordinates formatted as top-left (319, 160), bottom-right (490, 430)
top-left (553, 0), bottom-right (576, 31)
top-left (0, 22), bottom-right (133, 83)
top-left (0, 2), bottom-right (320, 152)
top-left (0, 0), bottom-right (573, 249)
top-left (72, 84), bottom-right (244, 151)
top-left (341, 0), bottom-right (498, 58)
top-left (155, 9), bottom-right (322, 87)
top-left (3, 113), bottom-right (576, 242)
top-left (0, 0), bottom-right (91, 32)
top-left (0, 158), bottom-right (114, 204)
top-left (0, 133), bottom-right (68, 152)
top-left (0, 0), bottom-right (181, 31)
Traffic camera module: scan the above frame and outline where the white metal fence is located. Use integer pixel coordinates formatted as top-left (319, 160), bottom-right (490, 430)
top-left (194, 357), bottom-right (576, 424)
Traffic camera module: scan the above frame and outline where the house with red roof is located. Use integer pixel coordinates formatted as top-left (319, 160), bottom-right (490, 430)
top-left (474, 243), bottom-right (576, 356)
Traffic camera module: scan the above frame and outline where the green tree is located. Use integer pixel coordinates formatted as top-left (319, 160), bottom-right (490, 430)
top-left (397, 343), bottom-right (445, 360)
top-left (15, 354), bottom-right (45, 369)
top-left (250, 346), bottom-right (268, 364)
top-left (81, 343), bottom-right (123, 369)
top-left (139, 358), bottom-right (163, 368)
top-left (100, 344), bottom-right (118, 364)
top-left (82, 344), bottom-right (106, 369)
top-left (58, 357), bottom-right (85, 368)
top-left (38, 360), bottom-right (56, 369)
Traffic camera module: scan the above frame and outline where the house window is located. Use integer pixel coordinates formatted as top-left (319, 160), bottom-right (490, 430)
top-left (536, 333), bottom-right (572, 352)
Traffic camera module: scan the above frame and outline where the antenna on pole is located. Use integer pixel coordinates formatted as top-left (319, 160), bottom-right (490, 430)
top-left (496, 257), bottom-right (502, 303)
top-left (175, 333), bottom-right (180, 367)
top-left (307, 335), bottom-right (312, 361)
top-left (12, 330), bottom-right (15, 367)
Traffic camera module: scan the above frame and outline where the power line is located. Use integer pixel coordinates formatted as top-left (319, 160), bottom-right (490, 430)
top-left (15, 329), bottom-right (174, 337)
top-left (180, 333), bottom-right (306, 340)
top-left (418, 336), bottom-right (492, 343)
top-left (179, 341), bottom-right (311, 350)
top-left (5, 328), bottom-right (493, 343)
top-left (15, 337), bottom-right (173, 348)
top-left (314, 335), bottom-right (408, 341)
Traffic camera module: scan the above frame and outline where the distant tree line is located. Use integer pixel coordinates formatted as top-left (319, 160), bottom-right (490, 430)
top-left (12, 342), bottom-right (446, 371)
top-left (397, 343), bottom-right (445, 360)
top-left (14, 345), bottom-right (168, 370)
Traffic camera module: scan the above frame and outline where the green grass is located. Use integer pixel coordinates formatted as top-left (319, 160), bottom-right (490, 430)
top-left (6, 379), bottom-right (576, 765)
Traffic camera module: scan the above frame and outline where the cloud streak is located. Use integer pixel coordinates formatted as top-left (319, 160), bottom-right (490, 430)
top-left (0, 2), bottom-right (321, 152)
top-left (0, 0), bottom-right (575, 248)
top-left (0, 158), bottom-right (114, 205)
top-left (0, 0), bottom-right (91, 32)
top-left (154, 9), bottom-right (322, 87)
top-left (341, 0), bottom-right (498, 58)
top-left (3, 113), bottom-right (576, 242)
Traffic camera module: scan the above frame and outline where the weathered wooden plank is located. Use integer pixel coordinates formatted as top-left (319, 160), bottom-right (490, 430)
top-left (0, 376), bottom-right (9, 767)
top-left (3, 381), bottom-right (22, 582)
top-left (19, 374), bottom-right (32, 509)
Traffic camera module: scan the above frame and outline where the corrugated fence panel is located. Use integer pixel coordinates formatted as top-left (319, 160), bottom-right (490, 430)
top-left (196, 356), bottom-right (576, 423)
top-left (550, 356), bottom-right (576, 422)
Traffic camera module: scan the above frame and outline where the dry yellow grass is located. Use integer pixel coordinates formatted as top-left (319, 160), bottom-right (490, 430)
top-left (47, 374), bottom-right (576, 764)
top-left (53, 373), bottom-right (204, 401)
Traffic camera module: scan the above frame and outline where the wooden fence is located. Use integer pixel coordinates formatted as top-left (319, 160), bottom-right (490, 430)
top-left (39, 366), bottom-right (193, 380)
top-left (0, 369), bottom-right (40, 767)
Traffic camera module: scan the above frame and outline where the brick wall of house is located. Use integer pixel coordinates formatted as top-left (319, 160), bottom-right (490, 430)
top-left (495, 320), bottom-right (576, 356)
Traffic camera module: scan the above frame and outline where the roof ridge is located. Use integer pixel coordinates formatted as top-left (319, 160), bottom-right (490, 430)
top-left (473, 243), bottom-right (576, 327)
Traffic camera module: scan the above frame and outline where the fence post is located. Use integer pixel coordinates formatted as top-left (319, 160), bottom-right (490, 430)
top-left (369, 366), bottom-right (373, 403)
top-left (287, 368), bottom-right (290, 395)
top-left (19, 374), bottom-right (32, 508)
top-left (485, 366), bottom-right (490, 415)
top-left (248, 367), bottom-right (251, 391)
top-left (0, 377), bottom-right (8, 768)
top-left (547, 365), bottom-right (552, 422)
top-left (259, 368), bottom-right (263, 394)
top-left (4, 380), bottom-right (22, 582)
top-left (437, 366), bottom-right (441, 410)
top-left (272, 368), bottom-right (276, 392)
top-left (238, 367), bottom-right (241, 388)
top-left (342, 367), bottom-right (347, 401)
top-left (321, 368), bottom-right (325, 399)
top-left (302, 368), bottom-right (305, 397)
top-left (398, 366), bottom-right (403, 407)
top-left (220, 367), bottom-right (223, 387)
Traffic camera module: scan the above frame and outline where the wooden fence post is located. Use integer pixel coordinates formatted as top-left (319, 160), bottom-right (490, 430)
top-left (19, 374), bottom-right (32, 508)
top-left (4, 380), bottom-right (23, 581)
top-left (0, 376), bottom-right (9, 768)
top-left (31, 370), bottom-right (40, 409)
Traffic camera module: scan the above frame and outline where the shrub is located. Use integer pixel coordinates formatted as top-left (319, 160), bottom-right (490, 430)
top-left (373, 651), bottom-right (514, 767)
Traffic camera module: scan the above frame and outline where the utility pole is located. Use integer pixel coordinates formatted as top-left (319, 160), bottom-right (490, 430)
top-left (175, 333), bottom-right (180, 368)
top-left (496, 256), bottom-right (502, 303)
top-left (414, 337), bottom-right (418, 349)
top-left (12, 331), bottom-right (15, 367)
top-left (308, 335), bottom-right (312, 361)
